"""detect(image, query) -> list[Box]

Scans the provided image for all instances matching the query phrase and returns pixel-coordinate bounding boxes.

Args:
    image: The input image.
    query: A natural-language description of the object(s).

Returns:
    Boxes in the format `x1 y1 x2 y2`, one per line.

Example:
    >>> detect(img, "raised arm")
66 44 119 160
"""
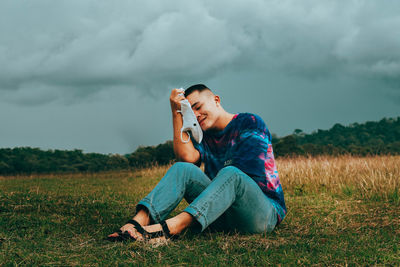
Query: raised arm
170 88 200 163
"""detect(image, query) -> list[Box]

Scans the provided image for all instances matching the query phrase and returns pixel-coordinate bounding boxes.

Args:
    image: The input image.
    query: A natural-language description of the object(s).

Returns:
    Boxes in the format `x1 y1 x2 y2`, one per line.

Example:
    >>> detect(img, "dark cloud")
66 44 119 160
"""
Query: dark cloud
0 0 399 154
1 0 400 105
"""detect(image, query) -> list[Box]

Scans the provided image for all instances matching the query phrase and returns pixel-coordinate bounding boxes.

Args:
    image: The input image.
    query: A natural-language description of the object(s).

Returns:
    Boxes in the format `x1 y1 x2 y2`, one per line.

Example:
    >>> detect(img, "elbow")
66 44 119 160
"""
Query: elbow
179 152 199 164
173 144 200 164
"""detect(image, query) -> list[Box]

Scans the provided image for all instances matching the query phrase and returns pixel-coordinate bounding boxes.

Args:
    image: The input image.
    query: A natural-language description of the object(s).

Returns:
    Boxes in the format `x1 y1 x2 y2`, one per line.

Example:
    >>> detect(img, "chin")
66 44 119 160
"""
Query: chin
201 125 209 131
202 123 218 133
200 118 215 132
199 120 208 131
201 124 212 132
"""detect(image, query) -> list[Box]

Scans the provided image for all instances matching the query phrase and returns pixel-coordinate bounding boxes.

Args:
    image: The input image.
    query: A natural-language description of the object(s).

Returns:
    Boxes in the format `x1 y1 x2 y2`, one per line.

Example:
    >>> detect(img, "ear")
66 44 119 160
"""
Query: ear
214 95 221 106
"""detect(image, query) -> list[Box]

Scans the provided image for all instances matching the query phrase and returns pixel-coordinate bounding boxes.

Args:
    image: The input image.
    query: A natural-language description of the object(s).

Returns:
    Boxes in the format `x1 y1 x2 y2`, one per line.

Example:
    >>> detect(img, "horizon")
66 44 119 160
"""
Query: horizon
1 114 397 155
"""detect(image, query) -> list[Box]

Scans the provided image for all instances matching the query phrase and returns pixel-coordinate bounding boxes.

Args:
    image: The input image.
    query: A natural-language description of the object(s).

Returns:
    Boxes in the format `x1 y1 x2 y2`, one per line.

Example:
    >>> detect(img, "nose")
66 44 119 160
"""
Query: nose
193 109 200 120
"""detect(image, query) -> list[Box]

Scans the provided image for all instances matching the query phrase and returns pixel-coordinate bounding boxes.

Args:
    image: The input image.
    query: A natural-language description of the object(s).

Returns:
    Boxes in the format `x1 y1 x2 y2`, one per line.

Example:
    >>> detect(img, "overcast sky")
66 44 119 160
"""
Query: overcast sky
0 0 399 154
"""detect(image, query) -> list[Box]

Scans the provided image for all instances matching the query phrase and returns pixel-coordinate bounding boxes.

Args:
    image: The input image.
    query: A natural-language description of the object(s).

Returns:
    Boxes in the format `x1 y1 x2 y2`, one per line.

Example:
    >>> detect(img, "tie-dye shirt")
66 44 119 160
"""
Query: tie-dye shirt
192 113 286 224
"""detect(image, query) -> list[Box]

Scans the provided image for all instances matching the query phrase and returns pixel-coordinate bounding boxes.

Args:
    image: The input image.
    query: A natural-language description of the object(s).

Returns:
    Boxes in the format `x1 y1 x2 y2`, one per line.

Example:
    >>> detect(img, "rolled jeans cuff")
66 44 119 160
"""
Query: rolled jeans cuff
184 206 208 232
137 199 161 224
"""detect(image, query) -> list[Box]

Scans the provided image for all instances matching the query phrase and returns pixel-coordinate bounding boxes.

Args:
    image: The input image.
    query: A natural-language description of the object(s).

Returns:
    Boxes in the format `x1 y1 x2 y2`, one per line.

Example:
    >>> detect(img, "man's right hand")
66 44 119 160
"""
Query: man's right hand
170 87 200 164
170 88 186 113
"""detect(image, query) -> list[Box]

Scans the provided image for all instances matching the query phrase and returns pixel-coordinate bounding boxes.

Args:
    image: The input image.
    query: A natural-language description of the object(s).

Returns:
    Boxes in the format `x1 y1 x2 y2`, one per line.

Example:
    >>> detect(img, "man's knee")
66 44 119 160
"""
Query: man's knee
167 162 201 180
215 166 255 188
216 165 243 177
167 162 209 192
170 161 198 171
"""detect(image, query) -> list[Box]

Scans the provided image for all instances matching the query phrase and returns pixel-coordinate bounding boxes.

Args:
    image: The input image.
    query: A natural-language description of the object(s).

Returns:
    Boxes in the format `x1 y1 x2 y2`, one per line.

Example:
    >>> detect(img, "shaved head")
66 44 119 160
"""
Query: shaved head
201 89 215 99
184 84 214 98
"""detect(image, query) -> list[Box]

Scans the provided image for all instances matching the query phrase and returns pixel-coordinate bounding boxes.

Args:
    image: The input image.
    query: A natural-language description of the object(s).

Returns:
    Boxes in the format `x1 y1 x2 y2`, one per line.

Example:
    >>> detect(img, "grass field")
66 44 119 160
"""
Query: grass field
1 155 399 266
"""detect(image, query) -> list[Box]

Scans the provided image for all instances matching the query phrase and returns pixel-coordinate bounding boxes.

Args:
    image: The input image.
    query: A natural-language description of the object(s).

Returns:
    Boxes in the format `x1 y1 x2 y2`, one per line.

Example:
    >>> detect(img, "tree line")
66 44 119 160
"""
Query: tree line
273 117 400 157
1 116 399 175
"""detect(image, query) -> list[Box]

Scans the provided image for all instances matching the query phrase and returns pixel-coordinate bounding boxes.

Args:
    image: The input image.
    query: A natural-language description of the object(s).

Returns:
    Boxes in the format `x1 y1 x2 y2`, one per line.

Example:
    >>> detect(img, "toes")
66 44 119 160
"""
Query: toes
127 229 143 241
108 232 119 238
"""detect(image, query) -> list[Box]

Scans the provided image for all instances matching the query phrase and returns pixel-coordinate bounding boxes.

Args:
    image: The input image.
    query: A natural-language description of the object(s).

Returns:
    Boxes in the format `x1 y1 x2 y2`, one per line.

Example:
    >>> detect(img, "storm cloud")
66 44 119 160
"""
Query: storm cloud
1 0 399 103
0 0 399 153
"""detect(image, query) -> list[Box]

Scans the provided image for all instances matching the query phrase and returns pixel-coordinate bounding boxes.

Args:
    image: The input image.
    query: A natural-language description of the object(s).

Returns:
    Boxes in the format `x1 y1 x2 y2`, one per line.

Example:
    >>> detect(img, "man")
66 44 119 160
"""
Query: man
108 84 286 243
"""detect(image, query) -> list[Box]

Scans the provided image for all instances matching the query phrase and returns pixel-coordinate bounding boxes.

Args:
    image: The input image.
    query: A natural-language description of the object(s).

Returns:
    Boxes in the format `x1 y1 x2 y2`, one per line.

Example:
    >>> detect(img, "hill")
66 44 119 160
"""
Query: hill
273 116 400 157
1 116 399 175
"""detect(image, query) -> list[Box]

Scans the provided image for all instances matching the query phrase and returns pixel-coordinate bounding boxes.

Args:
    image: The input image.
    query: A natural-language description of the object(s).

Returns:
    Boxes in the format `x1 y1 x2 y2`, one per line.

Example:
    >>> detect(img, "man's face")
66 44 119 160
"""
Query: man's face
186 90 220 132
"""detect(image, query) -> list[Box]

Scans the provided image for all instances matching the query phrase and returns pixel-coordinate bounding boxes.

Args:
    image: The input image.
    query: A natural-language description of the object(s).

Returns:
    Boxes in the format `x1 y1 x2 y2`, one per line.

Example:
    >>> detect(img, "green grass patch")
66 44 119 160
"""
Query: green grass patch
1 172 399 266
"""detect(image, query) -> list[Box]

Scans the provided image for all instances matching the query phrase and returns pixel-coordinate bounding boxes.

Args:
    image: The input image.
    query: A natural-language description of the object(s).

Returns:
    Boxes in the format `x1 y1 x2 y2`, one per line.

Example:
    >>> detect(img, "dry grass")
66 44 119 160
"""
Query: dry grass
1 155 399 265
277 155 400 200
1 155 398 201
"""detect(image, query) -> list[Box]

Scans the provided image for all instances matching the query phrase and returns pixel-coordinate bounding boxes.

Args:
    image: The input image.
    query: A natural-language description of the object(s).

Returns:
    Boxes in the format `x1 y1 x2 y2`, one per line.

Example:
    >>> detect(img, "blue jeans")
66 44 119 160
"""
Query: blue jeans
137 162 278 233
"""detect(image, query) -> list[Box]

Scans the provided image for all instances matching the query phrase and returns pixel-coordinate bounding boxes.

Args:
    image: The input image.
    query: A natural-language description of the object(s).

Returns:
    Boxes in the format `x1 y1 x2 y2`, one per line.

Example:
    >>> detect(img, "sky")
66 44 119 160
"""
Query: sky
0 0 399 154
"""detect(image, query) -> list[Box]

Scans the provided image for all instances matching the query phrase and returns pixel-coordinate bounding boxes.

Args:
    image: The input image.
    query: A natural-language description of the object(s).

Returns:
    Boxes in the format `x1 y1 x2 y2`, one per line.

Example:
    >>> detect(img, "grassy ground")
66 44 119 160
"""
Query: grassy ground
0 155 399 266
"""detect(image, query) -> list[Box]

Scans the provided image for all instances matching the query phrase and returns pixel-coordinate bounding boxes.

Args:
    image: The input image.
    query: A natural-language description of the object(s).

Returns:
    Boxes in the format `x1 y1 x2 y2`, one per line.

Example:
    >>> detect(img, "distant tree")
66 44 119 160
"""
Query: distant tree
127 140 175 169
293 129 305 137
0 161 11 174
274 135 304 157
154 141 175 165
271 133 280 145
107 154 129 169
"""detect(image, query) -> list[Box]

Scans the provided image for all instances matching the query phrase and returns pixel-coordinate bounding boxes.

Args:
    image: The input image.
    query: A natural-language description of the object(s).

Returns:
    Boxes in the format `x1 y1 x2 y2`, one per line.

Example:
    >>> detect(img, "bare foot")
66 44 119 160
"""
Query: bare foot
142 223 170 246
108 212 192 244
108 222 144 241
108 209 151 240
108 222 169 246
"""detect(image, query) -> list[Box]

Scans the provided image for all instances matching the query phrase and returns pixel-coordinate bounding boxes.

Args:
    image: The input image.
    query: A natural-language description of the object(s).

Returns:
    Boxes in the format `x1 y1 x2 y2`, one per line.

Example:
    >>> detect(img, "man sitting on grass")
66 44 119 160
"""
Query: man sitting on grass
108 84 286 244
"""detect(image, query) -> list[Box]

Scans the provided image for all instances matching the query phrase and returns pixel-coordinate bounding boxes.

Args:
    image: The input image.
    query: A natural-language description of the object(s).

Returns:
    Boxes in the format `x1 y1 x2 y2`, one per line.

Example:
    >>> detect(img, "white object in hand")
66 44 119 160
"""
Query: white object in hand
177 99 203 143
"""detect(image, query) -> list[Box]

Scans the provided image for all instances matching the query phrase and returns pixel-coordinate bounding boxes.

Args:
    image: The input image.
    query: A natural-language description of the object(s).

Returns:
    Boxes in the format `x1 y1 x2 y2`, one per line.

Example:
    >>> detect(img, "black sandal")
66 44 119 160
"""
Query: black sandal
125 219 176 242
107 219 176 242
106 229 136 242
106 219 142 242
